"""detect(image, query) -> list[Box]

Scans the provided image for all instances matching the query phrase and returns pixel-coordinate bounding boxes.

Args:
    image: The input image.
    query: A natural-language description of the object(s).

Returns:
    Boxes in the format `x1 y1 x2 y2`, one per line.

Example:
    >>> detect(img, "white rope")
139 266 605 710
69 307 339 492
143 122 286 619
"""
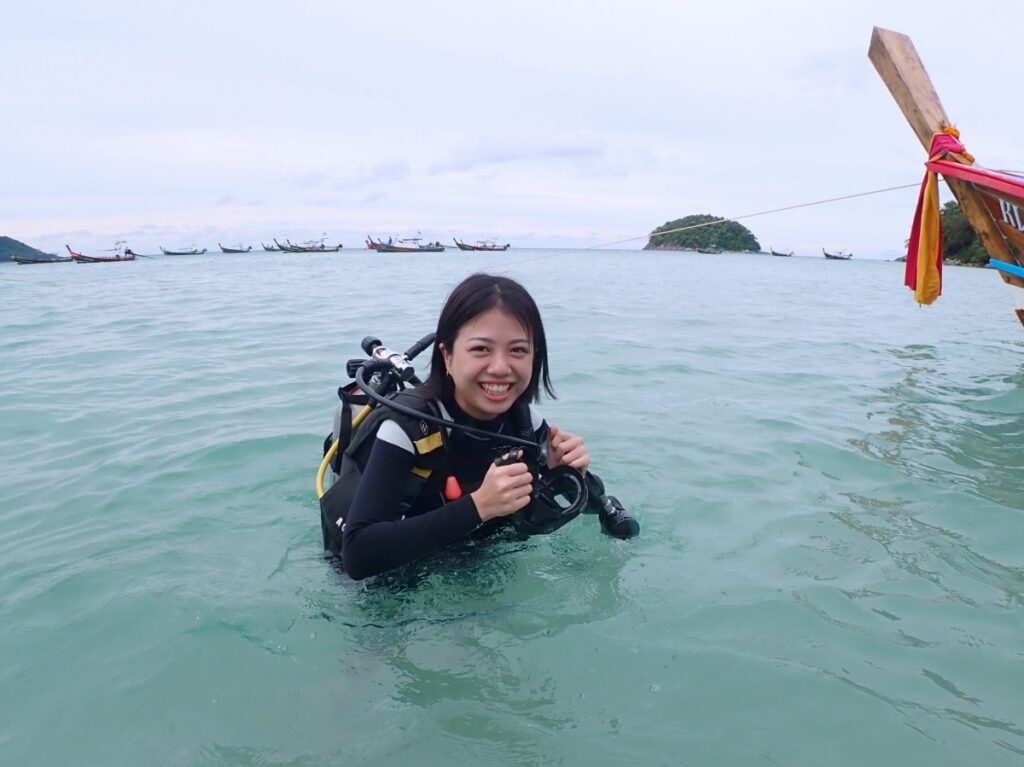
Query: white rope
500 181 921 266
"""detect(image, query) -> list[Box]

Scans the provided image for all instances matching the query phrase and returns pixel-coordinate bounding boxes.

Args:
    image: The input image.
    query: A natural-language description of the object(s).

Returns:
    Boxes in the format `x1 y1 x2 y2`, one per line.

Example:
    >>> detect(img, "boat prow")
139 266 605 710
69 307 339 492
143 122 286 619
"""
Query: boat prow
870 26 1024 326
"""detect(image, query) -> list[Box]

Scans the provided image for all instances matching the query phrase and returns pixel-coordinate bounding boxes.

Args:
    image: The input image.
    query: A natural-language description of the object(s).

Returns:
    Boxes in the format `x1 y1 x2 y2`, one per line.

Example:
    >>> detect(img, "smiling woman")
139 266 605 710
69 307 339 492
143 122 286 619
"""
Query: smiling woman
439 307 534 419
318 273 639 580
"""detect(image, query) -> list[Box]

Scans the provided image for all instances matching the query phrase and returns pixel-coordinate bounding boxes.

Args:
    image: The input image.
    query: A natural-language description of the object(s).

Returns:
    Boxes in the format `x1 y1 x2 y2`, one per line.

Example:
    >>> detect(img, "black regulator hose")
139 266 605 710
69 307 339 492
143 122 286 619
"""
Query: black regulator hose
353 362 536 449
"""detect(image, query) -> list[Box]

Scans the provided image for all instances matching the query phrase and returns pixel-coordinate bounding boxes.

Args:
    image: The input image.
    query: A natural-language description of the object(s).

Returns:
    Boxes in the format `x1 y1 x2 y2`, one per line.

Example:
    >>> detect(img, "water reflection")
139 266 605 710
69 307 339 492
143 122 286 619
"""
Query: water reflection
854 347 1024 511
833 492 1024 609
297 524 633 761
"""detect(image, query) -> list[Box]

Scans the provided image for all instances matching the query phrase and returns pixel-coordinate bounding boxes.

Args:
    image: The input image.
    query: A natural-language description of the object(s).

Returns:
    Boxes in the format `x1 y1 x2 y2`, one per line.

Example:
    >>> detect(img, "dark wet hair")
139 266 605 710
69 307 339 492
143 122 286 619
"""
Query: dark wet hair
421 273 555 406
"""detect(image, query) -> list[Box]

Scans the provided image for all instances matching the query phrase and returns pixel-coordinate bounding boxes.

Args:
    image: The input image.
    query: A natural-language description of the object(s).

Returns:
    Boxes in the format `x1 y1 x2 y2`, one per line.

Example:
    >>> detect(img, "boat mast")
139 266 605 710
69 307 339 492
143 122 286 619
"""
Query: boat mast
868 26 1024 289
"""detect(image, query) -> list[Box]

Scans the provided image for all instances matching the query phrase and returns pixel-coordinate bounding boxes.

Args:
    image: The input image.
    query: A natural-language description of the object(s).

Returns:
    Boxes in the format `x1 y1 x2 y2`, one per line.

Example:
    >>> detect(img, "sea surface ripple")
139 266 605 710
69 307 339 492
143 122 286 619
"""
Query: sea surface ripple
1 250 1022 766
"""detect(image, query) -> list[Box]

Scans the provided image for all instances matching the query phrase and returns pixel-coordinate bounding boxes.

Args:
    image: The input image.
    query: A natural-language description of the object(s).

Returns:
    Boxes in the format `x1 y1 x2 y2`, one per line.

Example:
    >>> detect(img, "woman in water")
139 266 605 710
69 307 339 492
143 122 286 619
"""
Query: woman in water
328 273 638 580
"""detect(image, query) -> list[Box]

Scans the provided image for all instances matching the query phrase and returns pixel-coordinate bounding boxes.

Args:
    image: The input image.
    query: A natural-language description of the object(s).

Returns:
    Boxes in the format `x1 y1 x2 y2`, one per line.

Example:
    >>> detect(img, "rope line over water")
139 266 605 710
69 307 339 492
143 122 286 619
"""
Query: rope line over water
502 181 920 266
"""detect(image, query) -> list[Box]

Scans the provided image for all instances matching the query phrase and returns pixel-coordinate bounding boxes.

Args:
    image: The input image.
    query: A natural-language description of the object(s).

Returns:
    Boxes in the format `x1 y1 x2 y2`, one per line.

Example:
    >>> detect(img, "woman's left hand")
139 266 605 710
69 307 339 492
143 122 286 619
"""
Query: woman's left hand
547 425 590 473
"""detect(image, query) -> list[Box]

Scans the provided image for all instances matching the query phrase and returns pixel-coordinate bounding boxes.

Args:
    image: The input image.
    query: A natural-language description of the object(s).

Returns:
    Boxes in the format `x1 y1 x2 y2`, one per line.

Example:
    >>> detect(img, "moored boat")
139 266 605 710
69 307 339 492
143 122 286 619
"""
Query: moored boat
218 243 252 253
696 246 722 254
274 238 343 253
770 248 793 257
160 246 208 255
13 254 72 264
822 248 852 260
262 242 280 252
66 243 137 263
453 238 510 251
370 237 445 253
870 26 1024 327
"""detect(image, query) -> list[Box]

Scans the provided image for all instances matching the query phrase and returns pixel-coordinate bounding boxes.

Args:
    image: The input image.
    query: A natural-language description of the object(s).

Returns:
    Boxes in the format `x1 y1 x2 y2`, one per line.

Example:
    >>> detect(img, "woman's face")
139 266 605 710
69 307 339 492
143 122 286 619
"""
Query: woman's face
441 307 534 420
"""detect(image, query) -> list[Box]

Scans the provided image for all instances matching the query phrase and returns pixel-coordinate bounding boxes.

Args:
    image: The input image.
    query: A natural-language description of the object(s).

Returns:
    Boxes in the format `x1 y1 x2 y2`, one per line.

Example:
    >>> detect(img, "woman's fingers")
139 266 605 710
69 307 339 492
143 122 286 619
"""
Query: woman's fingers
491 461 533 510
548 428 591 472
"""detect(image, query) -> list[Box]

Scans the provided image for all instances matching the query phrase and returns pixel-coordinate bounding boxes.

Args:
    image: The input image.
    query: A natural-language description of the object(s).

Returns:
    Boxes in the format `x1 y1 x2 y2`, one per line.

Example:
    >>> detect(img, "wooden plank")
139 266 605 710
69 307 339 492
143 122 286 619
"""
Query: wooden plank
869 27 1024 289
868 27 948 149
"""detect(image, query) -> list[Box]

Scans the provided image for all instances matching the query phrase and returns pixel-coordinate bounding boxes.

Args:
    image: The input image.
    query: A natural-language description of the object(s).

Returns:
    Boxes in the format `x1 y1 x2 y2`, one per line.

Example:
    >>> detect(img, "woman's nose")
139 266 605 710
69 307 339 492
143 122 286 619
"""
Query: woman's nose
487 353 511 375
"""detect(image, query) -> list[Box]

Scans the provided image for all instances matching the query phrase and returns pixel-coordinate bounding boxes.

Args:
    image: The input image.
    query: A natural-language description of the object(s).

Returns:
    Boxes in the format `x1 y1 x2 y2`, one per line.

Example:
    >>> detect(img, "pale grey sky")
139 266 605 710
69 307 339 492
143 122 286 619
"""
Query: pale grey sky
3 0 1020 257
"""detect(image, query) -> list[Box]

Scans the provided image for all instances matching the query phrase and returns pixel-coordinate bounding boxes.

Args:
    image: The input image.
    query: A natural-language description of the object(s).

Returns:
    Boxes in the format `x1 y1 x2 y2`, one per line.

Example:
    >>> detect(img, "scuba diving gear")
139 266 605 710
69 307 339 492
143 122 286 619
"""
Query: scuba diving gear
352 357 535 449
599 495 638 539
584 472 640 539
511 461 589 536
349 345 589 536
316 332 635 555
319 334 446 555
492 410 590 536
320 388 450 554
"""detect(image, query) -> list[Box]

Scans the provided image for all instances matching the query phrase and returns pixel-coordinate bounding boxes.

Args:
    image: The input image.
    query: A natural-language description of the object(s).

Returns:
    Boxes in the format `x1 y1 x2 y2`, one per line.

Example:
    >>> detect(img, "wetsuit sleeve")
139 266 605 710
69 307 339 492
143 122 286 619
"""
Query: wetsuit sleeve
529 405 545 433
341 436 482 580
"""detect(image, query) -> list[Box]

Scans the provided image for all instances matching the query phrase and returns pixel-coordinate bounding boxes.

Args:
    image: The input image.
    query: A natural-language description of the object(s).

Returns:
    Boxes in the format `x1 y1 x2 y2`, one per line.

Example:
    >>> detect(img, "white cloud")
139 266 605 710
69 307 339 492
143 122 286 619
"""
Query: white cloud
2 0 1020 258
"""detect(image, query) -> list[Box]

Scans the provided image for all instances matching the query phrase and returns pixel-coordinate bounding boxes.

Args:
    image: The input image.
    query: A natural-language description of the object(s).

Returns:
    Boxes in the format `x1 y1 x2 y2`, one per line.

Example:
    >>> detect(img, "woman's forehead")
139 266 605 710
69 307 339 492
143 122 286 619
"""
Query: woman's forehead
457 307 530 340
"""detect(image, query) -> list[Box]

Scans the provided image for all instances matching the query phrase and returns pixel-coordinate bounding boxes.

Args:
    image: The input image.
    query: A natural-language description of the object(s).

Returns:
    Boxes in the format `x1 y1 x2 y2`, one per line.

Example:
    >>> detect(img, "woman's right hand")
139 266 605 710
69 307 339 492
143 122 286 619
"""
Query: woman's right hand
470 451 533 522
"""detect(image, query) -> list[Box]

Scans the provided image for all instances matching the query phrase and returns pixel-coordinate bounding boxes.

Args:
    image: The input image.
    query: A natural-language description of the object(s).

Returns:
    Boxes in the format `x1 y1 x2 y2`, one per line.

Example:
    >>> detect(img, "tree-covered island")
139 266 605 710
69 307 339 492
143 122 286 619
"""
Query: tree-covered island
644 214 760 252
1 236 52 262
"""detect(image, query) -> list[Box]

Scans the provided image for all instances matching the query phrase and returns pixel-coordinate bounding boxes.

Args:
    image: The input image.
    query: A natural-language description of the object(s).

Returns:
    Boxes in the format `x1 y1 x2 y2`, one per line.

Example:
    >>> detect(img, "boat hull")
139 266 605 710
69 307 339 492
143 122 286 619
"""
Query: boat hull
160 247 207 255
14 256 72 264
66 245 136 263
375 243 445 253
453 239 510 251
274 238 343 252
924 159 1024 283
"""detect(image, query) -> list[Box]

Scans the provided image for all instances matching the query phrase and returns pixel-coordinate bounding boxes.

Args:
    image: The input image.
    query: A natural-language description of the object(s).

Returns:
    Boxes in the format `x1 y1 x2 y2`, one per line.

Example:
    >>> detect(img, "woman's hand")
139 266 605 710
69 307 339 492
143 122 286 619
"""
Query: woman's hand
547 425 590 473
470 450 533 522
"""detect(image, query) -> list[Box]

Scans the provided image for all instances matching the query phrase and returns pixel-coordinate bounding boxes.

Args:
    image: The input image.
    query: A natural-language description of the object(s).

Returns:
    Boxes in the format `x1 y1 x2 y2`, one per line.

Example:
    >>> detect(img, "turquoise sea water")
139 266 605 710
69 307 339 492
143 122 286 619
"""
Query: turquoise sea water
1 250 1022 766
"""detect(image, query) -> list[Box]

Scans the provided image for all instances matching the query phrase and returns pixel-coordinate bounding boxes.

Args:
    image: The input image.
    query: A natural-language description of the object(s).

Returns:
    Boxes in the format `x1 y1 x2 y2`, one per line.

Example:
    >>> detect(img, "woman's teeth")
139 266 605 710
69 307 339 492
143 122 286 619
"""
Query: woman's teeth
481 383 511 395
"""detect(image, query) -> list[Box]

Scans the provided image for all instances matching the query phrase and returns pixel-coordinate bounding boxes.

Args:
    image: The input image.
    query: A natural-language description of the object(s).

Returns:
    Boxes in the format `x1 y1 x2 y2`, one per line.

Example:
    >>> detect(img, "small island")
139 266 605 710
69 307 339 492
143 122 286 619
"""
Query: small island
644 214 760 253
1 236 52 262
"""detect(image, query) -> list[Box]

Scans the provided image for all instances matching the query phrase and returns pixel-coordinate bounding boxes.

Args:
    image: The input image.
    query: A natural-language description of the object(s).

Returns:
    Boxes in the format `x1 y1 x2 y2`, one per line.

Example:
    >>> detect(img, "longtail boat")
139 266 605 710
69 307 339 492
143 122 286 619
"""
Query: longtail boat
366 236 378 250
262 242 280 252
13 256 72 264
274 238 343 253
769 248 793 257
453 238 510 251
870 27 1024 328
160 246 207 255
219 243 252 253
370 237 445 253
66 244 137 263
823 248 852 260
696 246 722 254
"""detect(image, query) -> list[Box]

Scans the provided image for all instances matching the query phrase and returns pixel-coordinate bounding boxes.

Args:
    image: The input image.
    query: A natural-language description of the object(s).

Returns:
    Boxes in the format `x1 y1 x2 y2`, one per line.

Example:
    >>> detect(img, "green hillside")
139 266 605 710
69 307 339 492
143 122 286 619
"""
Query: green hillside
939 201 989 266
1 236 53 262
645 215 760 252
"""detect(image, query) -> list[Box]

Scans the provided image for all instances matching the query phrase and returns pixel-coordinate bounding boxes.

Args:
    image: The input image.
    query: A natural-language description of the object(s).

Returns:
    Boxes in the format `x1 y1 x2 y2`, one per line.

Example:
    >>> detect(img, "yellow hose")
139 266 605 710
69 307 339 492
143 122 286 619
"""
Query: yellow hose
316 404 374 498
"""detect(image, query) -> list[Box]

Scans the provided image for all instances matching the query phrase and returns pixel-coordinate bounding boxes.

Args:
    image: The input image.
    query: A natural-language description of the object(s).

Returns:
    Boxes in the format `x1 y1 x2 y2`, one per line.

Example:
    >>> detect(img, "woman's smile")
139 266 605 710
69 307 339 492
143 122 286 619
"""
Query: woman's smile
442 307 534 420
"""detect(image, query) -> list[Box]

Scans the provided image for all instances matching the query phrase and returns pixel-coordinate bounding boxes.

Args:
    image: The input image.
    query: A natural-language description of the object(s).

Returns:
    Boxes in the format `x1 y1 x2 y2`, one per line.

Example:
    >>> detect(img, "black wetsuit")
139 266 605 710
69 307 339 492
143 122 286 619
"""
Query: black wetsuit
340 397 545 580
